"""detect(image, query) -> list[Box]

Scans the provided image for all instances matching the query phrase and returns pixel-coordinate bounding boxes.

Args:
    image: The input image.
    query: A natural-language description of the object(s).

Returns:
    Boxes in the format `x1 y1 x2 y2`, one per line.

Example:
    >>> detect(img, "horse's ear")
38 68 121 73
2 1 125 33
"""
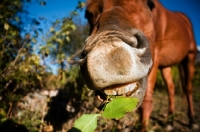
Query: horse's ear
147 0 155 11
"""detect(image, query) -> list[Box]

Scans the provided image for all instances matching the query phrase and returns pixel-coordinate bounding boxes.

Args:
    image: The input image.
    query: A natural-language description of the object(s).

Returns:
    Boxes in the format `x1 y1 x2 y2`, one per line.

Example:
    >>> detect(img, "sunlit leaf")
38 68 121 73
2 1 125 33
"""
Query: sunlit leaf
73 114 100 132
0 108 6 117
12 39 17 45
32 37 37 44
50 27 54 32
4 23 9 30
26 34 30 40
31 55 40 65
0 38 4 43
70 11 78 16
23 68 29 73
65 31 69 35
77 1 85 9
36 74 42 81
54 19 60 26
55 31 61 36
66 36 70 42
56 38 63 44
40 1 46 6
102 97 138 119
70 24 76 30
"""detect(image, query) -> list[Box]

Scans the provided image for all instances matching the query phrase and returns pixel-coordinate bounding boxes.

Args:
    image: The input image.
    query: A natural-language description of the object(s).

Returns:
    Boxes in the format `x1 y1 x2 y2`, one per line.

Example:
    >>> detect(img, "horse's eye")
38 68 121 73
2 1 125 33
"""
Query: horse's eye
147 0 155 11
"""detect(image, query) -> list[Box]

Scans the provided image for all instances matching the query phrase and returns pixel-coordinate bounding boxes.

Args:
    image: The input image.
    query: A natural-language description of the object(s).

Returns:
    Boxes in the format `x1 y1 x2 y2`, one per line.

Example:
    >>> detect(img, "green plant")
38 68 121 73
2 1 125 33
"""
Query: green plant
193 63 200 86
155 66 180 90
0 1 87 131
72 97 138 132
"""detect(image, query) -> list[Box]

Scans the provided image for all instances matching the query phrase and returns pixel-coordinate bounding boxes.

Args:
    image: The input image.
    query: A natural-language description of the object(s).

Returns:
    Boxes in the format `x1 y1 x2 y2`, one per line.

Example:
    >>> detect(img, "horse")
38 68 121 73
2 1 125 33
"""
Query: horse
79 0 198 131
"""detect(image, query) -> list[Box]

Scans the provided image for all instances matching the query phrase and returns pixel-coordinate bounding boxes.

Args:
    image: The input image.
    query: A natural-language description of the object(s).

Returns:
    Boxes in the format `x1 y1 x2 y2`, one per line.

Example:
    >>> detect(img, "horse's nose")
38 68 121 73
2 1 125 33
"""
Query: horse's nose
81 29 152 90
88 41 134 77
84 40 135 89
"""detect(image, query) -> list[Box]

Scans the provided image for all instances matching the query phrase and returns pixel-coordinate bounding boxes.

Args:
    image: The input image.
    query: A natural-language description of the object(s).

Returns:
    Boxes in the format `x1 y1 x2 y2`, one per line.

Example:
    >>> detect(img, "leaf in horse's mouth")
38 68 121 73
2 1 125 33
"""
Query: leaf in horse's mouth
101 97 138 119
94 81 139 110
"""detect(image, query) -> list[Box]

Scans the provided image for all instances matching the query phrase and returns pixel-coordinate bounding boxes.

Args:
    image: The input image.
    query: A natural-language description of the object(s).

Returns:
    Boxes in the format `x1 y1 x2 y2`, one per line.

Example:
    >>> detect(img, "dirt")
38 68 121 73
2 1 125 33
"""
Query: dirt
150 86 200 132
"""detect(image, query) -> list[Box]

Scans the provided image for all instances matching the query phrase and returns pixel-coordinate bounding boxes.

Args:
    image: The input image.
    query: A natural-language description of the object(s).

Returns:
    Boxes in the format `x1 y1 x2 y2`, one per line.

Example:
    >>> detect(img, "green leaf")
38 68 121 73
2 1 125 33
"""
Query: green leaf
40 1 46 6
102 97 138 119
4 23 9 30
70 24 76 30
56 38 63 44
50 27 54 32
36 74 42 81
66 36 70 42
32 37 37 44
73 114 100 132
77 2 85 9
0 108 7 118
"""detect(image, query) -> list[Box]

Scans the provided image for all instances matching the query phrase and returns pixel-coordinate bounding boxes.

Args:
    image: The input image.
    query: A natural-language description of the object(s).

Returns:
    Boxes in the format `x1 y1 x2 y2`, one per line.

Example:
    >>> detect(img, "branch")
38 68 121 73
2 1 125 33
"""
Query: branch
11 41 26 66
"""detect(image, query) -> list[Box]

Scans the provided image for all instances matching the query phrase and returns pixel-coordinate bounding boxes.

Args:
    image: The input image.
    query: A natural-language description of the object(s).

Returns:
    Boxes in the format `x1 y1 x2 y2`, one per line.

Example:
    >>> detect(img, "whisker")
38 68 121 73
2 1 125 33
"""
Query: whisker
67 57 87 65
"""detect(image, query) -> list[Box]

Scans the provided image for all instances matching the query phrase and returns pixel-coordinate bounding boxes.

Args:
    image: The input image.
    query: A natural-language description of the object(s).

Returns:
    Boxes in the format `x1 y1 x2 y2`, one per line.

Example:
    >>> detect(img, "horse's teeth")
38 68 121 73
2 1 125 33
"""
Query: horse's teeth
104 82 138 95
104 89 117 95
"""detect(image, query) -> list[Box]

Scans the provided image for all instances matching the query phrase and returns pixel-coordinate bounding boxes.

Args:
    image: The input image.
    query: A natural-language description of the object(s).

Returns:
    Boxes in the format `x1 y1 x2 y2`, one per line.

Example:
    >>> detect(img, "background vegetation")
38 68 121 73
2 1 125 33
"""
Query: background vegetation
0 0 199 132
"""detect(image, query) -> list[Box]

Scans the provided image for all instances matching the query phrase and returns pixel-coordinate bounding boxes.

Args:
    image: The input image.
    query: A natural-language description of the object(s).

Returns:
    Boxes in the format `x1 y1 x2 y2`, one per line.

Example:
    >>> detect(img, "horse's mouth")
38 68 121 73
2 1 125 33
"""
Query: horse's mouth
94 81 140 109
103 81 139 96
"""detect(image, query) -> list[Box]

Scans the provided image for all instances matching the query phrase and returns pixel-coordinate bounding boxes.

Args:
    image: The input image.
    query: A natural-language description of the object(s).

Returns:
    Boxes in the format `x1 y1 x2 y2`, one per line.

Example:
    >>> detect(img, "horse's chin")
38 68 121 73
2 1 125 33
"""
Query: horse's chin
93 76 147 110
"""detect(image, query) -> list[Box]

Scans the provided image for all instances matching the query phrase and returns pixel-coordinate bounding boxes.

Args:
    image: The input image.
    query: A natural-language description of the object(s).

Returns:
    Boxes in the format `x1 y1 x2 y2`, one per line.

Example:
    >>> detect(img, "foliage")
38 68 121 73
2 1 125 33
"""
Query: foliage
0 0 63 131
13 110 43 132
73 114 100 132
72 97 138 132
193 63 200 86
38 1 87 71
155 66 180 90
0 0 37 103
155 64 200 89
102 97 138 119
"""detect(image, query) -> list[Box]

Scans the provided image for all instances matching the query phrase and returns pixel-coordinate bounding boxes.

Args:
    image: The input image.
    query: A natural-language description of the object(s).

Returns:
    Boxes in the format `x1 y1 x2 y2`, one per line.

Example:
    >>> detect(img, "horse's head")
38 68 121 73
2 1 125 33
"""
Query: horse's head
80 0 155 109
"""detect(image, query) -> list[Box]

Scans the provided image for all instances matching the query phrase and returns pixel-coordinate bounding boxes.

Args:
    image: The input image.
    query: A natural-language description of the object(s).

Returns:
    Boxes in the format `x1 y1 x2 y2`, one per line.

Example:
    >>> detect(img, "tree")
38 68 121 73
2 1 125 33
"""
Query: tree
38 1 87 73
0 0 49 127
0 1 93 131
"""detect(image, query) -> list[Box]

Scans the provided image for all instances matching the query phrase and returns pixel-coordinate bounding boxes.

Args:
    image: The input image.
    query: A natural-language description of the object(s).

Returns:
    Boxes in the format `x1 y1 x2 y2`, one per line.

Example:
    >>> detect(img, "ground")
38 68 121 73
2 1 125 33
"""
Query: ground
149 86 200 132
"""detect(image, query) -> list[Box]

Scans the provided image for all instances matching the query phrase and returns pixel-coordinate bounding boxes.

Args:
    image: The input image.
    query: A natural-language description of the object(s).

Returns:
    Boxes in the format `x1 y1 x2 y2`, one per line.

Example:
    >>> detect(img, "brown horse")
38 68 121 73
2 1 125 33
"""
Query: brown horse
80 0 198 131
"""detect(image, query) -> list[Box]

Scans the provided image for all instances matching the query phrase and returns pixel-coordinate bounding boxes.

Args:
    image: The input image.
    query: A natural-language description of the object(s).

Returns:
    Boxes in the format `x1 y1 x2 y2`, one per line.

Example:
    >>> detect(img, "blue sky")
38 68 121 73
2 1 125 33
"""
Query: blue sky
27 0 85 23
27 0 200 47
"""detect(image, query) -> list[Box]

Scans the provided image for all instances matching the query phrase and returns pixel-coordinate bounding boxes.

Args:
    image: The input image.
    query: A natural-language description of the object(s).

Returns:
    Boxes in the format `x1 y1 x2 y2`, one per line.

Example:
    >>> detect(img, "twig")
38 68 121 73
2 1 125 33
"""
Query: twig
11 41 26 66
6 102 13 119
0 41 26 78
3 79 12 90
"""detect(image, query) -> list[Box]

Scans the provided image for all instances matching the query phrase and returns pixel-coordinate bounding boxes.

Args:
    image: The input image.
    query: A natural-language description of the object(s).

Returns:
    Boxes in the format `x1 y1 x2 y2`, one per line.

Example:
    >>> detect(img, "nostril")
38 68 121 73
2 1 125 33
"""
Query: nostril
118 34 138 48
129 29 149 49
128 36 138 47
81 50 88 59
116 30 148 49
135 33 149 49
78 50 88 66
